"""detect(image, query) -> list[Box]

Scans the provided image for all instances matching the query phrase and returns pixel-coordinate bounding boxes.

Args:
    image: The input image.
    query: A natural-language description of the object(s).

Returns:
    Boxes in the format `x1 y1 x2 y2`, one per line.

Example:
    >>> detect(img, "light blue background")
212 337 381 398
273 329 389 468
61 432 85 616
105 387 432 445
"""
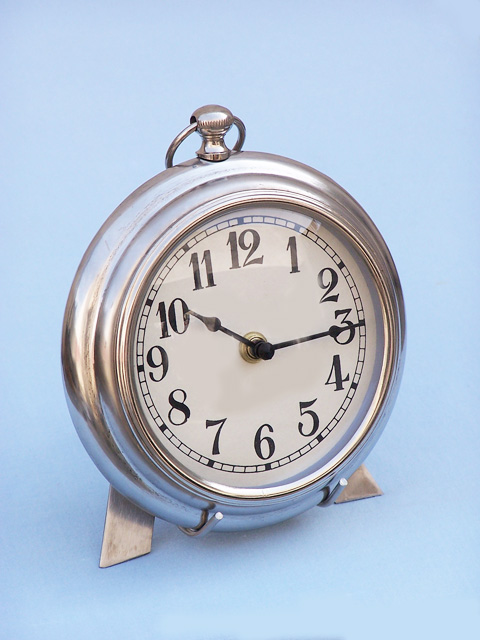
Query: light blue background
1 1 479 638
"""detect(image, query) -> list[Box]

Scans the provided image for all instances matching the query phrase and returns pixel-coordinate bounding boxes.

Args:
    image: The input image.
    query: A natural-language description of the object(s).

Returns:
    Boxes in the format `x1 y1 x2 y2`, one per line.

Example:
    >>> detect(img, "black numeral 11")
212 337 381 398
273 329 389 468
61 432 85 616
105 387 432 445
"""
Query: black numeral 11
190 250 216 291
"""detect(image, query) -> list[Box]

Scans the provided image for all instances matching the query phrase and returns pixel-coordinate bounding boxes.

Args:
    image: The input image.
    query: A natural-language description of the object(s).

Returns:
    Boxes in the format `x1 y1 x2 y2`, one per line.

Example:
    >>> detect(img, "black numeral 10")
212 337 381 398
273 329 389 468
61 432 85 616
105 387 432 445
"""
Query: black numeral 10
156 298 189 338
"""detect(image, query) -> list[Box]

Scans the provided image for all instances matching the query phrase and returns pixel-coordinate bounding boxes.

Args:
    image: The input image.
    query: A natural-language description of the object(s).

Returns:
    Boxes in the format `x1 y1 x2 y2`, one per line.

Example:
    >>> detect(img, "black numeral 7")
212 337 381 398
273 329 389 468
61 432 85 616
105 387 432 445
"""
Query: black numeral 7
206 418 227 455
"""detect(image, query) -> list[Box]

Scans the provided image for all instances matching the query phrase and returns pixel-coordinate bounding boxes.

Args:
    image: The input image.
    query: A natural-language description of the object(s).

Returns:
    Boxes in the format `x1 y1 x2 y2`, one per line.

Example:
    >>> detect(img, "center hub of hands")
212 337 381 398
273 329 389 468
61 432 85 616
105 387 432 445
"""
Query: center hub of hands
240 331 275 363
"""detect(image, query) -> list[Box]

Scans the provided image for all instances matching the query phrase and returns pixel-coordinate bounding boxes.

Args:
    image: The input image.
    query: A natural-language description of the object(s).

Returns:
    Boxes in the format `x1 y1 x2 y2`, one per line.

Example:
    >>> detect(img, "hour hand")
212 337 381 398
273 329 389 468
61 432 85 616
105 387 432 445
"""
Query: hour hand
187 310 221 332
187 309 254 348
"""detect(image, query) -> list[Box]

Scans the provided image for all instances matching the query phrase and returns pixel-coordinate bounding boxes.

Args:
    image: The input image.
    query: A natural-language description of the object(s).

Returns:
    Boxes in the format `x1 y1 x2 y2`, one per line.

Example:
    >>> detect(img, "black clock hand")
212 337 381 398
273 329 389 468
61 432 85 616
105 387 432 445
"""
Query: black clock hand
188 309 364 360
272 320 366 351
187 310 257 348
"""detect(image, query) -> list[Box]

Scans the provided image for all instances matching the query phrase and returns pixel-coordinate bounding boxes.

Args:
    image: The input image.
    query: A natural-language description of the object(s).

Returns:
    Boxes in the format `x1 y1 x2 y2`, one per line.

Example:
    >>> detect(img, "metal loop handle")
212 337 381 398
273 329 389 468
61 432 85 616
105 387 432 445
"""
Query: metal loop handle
165 121 198 169
165 106 246 168
232 116 246 152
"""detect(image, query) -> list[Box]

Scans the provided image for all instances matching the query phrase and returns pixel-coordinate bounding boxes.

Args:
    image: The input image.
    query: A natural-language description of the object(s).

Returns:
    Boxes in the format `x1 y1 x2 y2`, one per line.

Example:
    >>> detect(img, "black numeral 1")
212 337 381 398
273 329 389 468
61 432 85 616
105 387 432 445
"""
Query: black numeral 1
190 250 216 291
286 236 300 273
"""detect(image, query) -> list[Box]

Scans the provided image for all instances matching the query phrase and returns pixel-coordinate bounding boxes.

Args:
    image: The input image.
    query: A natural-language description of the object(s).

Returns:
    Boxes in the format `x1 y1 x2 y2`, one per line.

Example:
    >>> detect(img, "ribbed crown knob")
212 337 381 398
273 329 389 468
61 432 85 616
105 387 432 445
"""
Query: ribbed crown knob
190 105 235 162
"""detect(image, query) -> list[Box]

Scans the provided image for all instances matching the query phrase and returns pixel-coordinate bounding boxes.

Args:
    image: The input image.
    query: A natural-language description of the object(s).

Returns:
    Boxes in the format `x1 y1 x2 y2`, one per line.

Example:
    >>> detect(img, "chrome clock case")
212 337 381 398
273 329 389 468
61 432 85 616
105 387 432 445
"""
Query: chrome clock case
62 105 405 566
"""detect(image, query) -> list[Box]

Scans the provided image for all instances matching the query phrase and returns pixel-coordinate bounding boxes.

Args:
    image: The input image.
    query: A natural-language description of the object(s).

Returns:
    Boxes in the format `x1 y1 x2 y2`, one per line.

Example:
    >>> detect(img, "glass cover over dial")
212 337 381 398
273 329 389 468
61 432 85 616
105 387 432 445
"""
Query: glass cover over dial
129 205 385 498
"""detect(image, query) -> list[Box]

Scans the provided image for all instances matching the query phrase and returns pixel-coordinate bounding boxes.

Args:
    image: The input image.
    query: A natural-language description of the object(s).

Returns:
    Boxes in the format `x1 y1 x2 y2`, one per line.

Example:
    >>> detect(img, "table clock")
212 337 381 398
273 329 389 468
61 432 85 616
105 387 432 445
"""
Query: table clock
62 105 405 567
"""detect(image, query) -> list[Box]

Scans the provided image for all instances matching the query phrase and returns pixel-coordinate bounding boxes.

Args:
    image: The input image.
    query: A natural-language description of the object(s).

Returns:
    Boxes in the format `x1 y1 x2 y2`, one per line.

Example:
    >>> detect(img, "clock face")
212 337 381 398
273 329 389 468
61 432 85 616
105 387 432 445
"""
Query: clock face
128 205 385 498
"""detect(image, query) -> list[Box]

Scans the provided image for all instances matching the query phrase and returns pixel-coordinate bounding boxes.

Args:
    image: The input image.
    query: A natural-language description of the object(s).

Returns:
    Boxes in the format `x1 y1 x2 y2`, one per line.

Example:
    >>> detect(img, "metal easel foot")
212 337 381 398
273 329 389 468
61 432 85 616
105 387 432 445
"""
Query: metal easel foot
318 464 383 508
99 486 155 568
335 464 383 503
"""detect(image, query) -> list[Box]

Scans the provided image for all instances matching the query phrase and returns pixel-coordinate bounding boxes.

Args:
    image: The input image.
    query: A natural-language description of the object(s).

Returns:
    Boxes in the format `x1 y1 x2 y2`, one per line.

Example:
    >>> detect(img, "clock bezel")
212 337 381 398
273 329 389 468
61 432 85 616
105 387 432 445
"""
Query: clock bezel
118 195 390 501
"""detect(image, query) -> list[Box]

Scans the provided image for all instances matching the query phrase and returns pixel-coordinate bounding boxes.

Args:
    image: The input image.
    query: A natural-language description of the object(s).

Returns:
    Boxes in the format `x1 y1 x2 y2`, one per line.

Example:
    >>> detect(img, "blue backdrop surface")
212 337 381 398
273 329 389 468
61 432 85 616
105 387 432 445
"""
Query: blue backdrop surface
1 2 479 639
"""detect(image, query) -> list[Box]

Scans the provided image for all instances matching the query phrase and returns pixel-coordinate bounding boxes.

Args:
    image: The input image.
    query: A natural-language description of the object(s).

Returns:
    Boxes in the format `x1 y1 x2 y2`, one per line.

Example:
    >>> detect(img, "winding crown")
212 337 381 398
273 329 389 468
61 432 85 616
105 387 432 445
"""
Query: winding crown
191 105 235 162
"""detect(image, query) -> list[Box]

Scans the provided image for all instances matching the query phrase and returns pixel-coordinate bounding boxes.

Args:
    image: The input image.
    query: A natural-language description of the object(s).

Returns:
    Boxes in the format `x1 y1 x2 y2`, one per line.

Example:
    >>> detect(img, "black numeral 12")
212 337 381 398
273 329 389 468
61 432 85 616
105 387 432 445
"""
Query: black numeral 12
227 229 264 269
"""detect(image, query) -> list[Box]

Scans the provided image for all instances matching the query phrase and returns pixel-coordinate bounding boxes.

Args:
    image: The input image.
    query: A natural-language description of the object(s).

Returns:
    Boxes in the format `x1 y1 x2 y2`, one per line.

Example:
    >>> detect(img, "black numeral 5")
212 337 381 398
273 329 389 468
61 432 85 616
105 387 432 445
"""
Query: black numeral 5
298 399 320 437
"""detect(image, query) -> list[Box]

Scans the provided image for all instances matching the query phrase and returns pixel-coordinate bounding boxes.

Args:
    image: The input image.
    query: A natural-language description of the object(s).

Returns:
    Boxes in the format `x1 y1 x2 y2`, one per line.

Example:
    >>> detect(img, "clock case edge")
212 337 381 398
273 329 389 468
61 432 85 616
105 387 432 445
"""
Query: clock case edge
61 150 406 536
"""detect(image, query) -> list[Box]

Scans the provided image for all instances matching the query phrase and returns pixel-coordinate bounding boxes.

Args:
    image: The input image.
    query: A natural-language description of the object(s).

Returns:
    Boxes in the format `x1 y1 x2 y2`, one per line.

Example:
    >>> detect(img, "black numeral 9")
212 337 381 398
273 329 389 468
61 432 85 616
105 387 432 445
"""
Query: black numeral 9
145 345 169 382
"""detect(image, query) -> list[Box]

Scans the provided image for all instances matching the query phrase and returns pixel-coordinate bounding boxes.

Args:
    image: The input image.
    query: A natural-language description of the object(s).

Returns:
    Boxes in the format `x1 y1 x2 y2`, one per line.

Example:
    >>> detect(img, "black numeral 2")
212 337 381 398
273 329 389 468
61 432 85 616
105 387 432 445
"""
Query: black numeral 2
318 267 339 303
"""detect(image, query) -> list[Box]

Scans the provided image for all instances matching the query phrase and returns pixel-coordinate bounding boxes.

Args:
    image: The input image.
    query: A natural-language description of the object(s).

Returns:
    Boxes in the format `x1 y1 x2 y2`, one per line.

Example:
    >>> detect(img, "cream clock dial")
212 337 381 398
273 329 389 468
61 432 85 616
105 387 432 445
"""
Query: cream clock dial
130 208 382 497
62 105 405 566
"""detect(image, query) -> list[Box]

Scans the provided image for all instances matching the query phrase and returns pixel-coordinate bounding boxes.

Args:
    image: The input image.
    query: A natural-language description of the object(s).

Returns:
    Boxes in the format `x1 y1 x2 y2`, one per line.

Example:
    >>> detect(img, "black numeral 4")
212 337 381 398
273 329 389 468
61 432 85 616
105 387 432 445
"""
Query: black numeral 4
326 354 350 391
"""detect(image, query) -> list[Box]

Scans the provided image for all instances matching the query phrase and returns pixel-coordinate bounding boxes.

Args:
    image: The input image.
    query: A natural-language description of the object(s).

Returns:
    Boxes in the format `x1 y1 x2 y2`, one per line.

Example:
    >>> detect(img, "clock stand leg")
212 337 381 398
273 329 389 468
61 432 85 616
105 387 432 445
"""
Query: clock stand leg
178 510 224 537
98 466 382 566
99 486 155 568
99 489 225 566
319 464 383 508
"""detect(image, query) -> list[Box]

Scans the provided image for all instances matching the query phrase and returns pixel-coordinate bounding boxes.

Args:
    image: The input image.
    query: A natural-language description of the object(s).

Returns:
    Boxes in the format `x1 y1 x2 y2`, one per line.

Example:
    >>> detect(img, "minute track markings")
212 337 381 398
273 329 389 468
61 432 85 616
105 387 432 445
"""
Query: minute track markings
135 215 367 473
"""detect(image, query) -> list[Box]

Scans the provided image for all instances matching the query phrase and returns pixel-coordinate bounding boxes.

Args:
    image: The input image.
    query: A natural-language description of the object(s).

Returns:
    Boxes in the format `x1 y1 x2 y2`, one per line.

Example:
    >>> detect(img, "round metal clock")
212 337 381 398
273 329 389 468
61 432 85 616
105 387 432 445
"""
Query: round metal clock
62 105 405 566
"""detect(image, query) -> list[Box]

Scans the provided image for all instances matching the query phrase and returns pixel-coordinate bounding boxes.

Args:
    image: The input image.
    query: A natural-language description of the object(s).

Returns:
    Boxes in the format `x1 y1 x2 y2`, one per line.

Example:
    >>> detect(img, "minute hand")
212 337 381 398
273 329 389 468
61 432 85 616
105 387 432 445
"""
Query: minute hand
272 319 366 351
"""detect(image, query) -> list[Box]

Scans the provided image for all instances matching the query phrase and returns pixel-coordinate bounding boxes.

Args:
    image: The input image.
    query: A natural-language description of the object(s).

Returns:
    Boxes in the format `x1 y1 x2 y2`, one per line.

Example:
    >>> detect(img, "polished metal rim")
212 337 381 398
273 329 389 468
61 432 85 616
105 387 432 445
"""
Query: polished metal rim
117 195 399 505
